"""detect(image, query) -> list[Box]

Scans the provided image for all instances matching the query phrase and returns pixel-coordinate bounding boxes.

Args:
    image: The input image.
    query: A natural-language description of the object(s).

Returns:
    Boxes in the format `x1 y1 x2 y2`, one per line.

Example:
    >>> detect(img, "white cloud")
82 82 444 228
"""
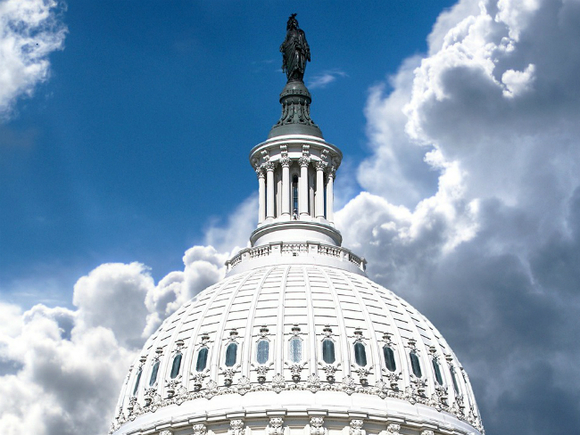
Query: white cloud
307 69 348 89
0 0 67 119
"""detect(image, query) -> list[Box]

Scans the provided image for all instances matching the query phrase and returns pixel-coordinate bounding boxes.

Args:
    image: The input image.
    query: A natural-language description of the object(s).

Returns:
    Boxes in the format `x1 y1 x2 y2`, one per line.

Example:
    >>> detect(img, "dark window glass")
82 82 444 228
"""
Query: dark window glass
410 352 422 377
354 342 367 366
170 353 182 379
292 175 298 213
322 339 335 364
451 368 460 394
196 347 208 372
289 337 302 363
433 359 443 385
383 346 396 372
149 360 160 386
257 340 269 364
133 368 142 395
225 343 238 367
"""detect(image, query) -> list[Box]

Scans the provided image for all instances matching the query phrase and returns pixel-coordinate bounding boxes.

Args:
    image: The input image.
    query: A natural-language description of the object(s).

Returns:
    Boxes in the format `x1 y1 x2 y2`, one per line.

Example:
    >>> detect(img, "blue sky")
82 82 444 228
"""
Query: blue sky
2 1 580 435
0 1 454 307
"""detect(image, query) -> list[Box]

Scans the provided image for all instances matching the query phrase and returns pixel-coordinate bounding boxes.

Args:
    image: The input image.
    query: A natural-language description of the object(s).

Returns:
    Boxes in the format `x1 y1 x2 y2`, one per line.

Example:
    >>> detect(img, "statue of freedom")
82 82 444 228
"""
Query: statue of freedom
280 14 311 82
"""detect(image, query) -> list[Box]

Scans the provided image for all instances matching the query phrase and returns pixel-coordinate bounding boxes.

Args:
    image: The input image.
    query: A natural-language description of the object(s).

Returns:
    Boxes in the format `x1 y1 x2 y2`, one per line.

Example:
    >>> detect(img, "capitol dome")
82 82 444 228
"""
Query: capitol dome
110 15 484 435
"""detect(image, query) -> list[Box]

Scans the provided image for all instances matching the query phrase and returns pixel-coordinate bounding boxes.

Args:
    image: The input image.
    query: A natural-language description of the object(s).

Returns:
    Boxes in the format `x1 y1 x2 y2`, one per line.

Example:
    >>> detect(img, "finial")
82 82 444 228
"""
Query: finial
280 13 311 83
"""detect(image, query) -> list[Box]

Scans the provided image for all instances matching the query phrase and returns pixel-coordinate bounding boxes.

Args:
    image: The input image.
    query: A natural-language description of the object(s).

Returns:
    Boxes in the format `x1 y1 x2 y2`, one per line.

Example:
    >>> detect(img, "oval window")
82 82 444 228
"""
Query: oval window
225 342 238 367
257 339 269 364
433 359 443 385
196 347 208 372
289 337 302 363
451 368 460 394
383 345 396 372
354 342 367 366
149 360 160 386
410 352 422 377
170 353 182 379
322 339 335 364
132 368 142 395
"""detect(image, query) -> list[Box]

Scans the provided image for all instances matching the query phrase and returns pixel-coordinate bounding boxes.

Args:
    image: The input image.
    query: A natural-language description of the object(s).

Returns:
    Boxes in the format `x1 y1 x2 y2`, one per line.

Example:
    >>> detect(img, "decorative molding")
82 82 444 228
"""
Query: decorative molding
386 424 401 435
159 430 173 435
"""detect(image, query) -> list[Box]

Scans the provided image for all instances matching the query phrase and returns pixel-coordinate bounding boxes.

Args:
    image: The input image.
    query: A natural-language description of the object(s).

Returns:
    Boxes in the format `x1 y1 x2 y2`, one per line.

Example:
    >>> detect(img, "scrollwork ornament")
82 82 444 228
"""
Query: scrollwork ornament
229 419 245 435
307 374 321 392
342 375 356 395
349 419 365 435
266 417 285 435
192 423 207 435
309 417 327 435
237 376 251 395
272 373 285 393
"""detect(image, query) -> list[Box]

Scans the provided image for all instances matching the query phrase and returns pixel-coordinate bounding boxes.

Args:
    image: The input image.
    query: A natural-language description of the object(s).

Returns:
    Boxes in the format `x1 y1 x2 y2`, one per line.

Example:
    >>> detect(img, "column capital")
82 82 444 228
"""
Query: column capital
280 156 290 167
299 156 311 167
315 160 327 171
264 161 276 172
255 167 265 178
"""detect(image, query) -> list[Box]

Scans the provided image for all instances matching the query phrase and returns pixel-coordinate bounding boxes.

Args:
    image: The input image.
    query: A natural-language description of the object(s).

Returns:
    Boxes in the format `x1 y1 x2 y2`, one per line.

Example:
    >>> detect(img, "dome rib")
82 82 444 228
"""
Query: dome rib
241 267 275 377
319 266 351 379
274 266 290 375
302 266 318 376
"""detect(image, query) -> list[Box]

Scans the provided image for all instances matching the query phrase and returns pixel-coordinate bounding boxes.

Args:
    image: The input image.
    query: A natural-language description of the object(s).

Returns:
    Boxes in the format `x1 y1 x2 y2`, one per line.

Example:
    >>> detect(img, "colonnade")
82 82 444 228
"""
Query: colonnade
256 157 335 225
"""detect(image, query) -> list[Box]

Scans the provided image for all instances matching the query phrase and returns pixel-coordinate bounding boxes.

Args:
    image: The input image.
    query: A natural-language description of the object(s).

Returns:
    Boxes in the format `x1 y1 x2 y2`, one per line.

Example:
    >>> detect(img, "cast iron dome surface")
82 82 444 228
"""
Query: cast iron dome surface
110 15 484 435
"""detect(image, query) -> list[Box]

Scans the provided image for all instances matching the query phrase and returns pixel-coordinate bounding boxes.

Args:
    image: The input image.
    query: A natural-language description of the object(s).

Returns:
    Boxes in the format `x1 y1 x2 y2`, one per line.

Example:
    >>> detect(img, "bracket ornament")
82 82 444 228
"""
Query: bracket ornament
349 419 365 435
309 417 327 435
267 417 285 435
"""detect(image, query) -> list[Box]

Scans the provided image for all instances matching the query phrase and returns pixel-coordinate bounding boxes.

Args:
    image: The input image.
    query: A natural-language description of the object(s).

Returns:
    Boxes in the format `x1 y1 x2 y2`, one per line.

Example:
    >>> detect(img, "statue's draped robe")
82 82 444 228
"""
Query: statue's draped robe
281 28 310 82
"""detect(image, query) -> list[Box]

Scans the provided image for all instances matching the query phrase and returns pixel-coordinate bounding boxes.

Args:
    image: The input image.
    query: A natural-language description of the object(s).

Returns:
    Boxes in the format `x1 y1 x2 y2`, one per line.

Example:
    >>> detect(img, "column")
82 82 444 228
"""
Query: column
281 157 290 218
326 168 335 223
266 162 275 219
257 168 266 223
298 156 310 216
315 161 325 218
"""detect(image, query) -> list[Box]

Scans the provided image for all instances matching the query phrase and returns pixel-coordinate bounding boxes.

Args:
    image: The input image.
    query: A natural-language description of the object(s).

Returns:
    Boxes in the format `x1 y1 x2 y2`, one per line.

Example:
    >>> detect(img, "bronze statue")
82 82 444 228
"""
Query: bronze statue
280 14 311 82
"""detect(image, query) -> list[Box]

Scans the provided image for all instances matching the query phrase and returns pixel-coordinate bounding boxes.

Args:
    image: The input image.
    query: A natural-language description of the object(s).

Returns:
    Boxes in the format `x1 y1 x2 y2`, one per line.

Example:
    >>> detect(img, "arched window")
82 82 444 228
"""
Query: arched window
257 339 269 364
170 353 182 379
292 175 299 215
149 360 160 386
410 352 422 378
432 359 443 385
450 367 460 394
195 347 208 372
225 342 238 367
354 342 367 366
289 337 302 363
383 345 396 372
322 339 335 364
132 368 142 395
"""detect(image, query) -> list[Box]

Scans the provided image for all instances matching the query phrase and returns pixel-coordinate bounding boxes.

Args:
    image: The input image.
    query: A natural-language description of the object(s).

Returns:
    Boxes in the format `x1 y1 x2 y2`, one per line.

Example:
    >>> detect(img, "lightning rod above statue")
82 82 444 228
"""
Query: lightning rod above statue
280 14 311 82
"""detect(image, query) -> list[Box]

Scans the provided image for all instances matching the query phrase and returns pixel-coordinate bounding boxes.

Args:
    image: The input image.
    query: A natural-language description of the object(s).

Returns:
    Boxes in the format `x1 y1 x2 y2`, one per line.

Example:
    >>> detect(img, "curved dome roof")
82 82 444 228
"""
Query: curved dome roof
111 261 483 435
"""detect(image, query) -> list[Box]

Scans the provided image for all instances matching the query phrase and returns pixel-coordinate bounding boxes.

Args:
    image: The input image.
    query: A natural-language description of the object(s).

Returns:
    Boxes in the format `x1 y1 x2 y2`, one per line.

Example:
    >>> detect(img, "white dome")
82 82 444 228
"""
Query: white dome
111 259 483 435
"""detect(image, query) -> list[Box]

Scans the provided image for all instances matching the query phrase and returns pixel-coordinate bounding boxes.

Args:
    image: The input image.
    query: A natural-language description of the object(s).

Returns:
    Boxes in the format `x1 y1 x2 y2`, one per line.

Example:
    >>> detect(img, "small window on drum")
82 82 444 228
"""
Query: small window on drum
257 339 269 364
225 342 238 367
432 359 443 385
383 345 396 372
410 351 422 377
132 368 142 395
354 342 367 366
451 367 460 394
322 339 335 364
289 337 302 363
149 360 160 386
195 347 208 372
170 353 182 379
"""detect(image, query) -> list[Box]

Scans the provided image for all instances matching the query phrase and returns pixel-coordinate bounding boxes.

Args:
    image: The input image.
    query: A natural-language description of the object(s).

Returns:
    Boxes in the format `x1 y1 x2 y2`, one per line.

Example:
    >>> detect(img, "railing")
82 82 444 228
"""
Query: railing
226 241 366 272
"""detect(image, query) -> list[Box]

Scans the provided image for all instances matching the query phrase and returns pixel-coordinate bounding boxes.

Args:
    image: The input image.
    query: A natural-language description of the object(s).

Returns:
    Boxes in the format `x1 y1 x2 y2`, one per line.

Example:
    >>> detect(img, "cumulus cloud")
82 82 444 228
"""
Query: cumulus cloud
338 0 580 433
0 0 67 119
